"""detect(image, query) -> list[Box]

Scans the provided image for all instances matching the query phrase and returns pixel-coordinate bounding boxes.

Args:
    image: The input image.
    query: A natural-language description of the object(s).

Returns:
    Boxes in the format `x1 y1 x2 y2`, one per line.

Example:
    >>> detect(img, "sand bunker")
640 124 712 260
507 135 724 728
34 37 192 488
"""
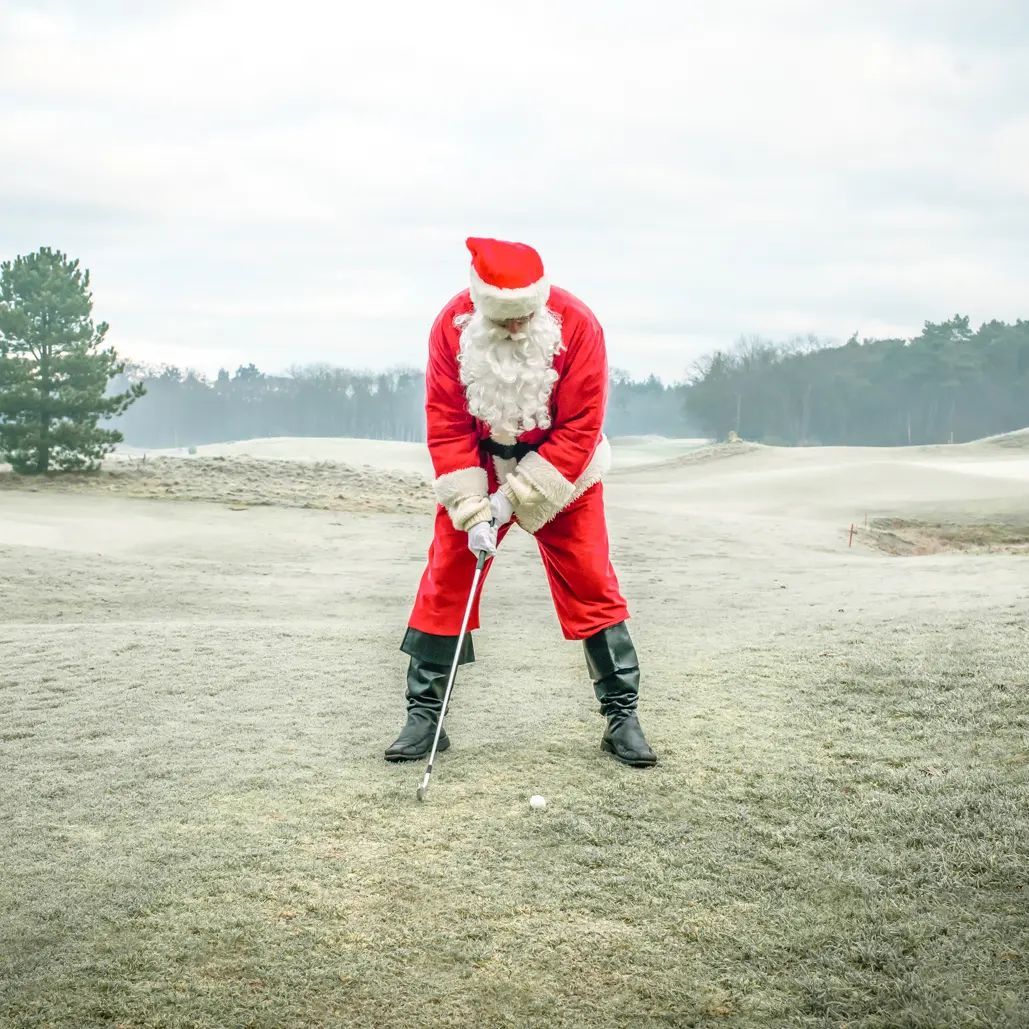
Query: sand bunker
0 454 435 516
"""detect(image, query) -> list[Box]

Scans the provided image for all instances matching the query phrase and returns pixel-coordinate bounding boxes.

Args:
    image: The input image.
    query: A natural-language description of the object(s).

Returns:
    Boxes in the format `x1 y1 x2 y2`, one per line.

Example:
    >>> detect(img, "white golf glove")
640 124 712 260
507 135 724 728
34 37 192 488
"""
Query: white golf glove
489 489 514 527
467 519 498 557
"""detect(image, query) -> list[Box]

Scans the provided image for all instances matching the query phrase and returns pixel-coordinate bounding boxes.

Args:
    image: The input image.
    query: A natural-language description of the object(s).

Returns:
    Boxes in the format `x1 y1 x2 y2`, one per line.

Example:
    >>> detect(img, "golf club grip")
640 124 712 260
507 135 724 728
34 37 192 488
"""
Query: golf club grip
475 516 497 568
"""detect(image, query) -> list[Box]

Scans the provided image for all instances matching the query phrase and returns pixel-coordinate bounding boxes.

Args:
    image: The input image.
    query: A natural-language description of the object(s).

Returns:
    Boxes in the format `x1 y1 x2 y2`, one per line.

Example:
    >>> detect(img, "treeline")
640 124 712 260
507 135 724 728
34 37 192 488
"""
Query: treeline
110 364 698 447
109 364 426 447
687 316 1029 445
112 314 1028 449
606 371 695 438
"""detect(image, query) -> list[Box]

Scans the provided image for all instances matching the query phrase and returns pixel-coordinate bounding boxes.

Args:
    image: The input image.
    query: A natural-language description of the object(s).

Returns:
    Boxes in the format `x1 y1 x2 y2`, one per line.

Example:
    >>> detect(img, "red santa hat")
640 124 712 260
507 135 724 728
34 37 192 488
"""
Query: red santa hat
466 237 550 321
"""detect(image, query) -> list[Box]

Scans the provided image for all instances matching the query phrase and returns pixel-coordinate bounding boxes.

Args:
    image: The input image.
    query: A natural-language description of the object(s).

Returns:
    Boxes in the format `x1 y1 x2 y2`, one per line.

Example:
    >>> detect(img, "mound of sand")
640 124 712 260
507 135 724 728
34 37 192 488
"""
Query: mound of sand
0 454 435 516
114 436 433 475
960 427 1029 451
607 436 711 468
599 436 1029 557
606 439 762 481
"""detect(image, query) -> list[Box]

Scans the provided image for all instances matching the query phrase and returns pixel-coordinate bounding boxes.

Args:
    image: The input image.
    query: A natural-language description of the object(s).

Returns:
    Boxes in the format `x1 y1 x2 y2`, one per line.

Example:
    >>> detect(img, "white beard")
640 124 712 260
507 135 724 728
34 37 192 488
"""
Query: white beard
454 306 564 443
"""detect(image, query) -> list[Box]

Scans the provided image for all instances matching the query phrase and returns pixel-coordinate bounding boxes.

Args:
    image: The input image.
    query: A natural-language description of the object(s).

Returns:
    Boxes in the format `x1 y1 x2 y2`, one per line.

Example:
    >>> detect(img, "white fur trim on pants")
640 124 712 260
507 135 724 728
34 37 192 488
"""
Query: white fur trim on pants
497 436 612 534
433 466 491 532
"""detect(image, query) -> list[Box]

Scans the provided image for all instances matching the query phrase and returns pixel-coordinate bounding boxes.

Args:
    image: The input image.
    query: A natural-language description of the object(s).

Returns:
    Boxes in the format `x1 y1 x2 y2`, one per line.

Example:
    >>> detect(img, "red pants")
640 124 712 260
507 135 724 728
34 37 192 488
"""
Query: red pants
407 483 629 641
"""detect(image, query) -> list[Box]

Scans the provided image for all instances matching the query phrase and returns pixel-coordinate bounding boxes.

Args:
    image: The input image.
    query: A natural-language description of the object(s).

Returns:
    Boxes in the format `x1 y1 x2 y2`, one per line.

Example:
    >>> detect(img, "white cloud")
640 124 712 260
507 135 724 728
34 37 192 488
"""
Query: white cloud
2 0 1027 384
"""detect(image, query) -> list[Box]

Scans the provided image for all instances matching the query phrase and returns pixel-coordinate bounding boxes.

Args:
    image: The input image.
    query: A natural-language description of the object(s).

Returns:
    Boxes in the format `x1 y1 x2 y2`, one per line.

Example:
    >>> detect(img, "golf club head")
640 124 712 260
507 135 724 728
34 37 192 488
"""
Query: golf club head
416 785 427 802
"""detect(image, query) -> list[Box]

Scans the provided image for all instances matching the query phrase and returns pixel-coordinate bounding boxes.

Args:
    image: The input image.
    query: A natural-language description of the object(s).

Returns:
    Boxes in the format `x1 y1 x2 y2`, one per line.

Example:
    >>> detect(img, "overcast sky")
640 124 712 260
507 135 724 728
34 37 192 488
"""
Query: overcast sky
2 1 1027 383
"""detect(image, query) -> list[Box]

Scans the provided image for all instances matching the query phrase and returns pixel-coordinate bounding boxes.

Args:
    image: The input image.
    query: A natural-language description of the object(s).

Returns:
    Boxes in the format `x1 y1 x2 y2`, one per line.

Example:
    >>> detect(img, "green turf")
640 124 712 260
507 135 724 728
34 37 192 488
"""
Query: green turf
1 613 1026 1028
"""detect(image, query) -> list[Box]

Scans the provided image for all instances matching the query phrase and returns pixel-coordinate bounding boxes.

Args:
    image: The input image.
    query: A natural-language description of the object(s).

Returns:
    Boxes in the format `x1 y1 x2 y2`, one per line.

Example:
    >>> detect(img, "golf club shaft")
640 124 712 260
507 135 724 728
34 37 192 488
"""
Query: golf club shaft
417 547 489 798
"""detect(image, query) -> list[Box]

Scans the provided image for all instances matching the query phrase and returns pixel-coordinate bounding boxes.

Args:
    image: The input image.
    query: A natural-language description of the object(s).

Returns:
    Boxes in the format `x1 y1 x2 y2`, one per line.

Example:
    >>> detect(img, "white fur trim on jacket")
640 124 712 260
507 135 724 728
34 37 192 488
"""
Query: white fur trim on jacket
496 436 612 534
469 267 551 322
433 466 491 532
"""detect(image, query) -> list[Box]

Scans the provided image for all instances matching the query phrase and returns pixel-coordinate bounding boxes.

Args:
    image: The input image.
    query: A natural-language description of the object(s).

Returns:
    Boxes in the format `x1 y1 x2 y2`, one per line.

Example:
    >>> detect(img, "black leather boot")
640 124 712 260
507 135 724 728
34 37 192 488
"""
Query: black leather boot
583 622 657 768
385 628 474 763
384 656 451 762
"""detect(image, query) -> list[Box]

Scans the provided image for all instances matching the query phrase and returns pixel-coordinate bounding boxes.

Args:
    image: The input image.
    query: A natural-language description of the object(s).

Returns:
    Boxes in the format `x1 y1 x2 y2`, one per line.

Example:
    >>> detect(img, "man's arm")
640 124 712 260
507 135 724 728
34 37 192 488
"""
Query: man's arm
498 313 607 519
425 313 492 532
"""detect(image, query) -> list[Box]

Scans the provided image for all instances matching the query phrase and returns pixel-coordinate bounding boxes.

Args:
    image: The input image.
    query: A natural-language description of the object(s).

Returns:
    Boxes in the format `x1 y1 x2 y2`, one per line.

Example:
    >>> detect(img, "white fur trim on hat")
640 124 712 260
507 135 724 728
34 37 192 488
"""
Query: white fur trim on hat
469 267 551 322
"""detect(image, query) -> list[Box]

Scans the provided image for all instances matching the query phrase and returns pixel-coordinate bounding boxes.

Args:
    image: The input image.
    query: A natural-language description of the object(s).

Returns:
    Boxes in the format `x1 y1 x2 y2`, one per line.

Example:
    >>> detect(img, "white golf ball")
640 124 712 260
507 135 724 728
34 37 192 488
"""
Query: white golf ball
529 795 547 809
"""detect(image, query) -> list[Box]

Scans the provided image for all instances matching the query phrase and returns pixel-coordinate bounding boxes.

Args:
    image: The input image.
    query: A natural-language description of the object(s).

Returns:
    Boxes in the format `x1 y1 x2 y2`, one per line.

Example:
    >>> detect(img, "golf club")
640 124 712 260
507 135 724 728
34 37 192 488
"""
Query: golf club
415 537 492 801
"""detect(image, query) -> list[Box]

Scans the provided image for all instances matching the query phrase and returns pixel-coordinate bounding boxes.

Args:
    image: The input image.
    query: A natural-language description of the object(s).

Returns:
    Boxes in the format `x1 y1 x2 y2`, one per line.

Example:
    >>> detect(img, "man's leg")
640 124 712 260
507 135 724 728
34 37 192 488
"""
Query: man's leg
385 507 512 762
533 484 657 767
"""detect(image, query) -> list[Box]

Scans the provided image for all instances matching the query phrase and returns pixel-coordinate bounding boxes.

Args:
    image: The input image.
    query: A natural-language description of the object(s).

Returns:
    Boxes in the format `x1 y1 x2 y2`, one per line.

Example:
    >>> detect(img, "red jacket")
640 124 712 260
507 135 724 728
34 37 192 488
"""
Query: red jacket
427 285 612 534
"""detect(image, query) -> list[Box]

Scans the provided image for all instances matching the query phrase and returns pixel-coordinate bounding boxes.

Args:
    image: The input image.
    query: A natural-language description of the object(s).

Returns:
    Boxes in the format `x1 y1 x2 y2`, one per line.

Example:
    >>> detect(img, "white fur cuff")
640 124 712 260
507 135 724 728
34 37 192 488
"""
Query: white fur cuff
433 466 491 532
507 451 576 509
498 437 612 534
433 466 488 508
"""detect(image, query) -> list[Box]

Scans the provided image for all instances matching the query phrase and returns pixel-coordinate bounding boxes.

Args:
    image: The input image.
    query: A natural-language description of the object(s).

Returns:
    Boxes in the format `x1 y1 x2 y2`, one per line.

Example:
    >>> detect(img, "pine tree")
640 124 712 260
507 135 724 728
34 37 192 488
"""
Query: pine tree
0 247 145 473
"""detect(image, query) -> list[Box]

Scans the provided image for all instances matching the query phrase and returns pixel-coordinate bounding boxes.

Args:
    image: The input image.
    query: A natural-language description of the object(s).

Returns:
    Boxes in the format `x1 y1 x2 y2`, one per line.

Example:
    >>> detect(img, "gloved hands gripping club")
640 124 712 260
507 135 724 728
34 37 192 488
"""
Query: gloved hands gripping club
489 489 514 527
467 518 498 557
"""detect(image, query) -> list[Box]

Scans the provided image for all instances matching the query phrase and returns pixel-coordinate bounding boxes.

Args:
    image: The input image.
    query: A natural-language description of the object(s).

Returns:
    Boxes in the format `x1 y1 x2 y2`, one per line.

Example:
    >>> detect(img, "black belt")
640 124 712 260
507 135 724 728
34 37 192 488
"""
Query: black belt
481 439 541 460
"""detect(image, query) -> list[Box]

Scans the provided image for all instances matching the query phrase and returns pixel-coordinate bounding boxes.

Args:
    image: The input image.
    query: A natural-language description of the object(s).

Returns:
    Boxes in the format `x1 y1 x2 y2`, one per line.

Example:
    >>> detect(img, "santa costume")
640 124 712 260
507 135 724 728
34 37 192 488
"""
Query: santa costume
385 237 657 768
